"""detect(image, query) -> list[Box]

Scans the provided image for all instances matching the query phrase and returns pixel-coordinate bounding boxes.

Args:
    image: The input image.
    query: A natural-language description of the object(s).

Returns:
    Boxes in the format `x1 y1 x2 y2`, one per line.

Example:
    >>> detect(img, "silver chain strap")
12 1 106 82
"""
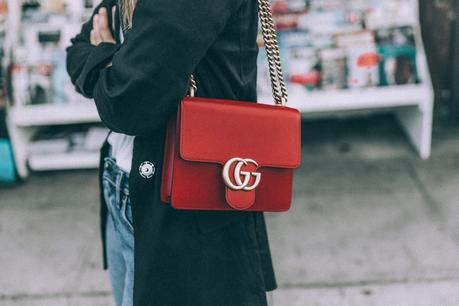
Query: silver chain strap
257 0 288 105
189 74 198 97
190 0 288 106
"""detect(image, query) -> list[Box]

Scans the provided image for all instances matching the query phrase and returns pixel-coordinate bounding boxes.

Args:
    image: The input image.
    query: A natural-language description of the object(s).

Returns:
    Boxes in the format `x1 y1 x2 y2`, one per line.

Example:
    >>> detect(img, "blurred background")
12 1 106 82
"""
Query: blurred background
1 0 459 305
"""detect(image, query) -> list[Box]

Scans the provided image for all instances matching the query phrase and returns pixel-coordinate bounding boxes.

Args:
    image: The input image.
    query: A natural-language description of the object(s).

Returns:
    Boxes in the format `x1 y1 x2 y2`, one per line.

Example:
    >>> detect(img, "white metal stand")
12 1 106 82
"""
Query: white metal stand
6 104 101 178
4 0 433 179
265 82 434 160
4 0 102 178
259 0 433 160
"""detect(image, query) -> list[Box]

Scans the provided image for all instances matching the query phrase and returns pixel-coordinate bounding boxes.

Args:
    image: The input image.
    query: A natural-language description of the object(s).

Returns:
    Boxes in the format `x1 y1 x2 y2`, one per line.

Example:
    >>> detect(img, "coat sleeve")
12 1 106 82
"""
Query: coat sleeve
66 0 120 98
90 0 245 136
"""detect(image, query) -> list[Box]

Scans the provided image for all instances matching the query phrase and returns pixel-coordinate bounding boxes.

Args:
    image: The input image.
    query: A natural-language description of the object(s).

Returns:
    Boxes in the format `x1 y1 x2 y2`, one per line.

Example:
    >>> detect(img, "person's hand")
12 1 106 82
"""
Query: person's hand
90 6 116 46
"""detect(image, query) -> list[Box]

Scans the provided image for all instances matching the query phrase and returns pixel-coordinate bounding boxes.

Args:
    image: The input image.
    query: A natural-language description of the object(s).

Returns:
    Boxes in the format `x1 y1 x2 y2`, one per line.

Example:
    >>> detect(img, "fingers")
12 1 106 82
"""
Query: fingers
112 6 116 33
91 15 102 45
97 7 116 43
91 7 116 45
90 29 102 46
92 13 99 33
97 8 109 33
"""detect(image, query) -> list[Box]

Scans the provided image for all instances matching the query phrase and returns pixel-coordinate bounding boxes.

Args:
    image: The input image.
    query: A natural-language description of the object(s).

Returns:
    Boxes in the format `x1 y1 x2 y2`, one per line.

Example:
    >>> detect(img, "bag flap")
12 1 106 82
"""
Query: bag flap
179 97 301 169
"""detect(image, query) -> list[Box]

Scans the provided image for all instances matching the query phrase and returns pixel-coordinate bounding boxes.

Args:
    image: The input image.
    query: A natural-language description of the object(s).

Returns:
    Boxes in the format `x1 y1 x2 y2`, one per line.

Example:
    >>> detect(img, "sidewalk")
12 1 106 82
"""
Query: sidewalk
2 114 459 306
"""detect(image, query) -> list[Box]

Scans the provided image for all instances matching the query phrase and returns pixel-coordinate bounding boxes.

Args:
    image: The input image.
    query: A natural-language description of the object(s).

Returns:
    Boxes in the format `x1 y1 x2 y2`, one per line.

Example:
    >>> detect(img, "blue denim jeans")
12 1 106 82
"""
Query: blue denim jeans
103 157 134 306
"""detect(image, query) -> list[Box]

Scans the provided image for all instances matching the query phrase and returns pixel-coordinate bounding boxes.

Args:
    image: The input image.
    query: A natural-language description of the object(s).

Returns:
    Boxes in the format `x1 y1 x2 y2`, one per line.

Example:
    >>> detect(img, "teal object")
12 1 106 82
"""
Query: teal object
0 139 16 183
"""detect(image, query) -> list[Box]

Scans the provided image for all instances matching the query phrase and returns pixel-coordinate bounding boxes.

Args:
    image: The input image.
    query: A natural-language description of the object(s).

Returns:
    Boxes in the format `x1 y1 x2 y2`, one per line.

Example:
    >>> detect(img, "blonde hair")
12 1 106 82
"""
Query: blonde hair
120 0 137 29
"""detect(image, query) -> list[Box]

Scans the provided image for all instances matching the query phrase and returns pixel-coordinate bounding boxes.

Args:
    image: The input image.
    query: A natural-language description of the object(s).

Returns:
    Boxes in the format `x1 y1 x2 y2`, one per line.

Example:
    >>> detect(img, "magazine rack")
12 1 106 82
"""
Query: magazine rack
258 0 433 160
4 0 433 179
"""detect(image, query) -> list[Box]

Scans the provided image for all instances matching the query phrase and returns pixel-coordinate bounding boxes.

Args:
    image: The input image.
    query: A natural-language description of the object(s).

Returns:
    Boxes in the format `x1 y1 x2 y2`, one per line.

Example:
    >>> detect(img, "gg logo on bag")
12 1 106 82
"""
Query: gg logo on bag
222 158 261 191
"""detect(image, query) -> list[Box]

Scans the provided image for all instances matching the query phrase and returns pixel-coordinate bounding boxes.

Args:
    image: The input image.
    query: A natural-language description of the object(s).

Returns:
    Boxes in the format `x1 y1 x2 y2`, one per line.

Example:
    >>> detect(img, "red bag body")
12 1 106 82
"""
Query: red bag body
161 97 301 211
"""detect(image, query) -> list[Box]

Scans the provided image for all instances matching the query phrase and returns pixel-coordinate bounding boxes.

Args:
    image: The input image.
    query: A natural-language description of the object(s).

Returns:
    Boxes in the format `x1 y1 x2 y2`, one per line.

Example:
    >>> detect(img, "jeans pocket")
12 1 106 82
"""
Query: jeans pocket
120 194 134 233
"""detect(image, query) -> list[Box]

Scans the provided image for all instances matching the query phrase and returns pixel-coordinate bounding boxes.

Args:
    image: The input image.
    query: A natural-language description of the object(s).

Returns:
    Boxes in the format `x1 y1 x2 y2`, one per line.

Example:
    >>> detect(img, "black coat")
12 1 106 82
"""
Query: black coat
66 0 277 305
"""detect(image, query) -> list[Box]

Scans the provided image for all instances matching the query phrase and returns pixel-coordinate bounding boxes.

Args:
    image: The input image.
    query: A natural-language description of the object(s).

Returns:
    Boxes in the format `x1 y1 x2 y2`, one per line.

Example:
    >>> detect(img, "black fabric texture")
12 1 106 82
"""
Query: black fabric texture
66 0 278 305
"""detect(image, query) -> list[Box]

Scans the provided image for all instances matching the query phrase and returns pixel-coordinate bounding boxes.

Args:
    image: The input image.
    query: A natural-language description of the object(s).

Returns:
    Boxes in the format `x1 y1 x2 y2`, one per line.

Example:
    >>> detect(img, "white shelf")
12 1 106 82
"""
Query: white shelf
4 0 105 177
261 84 431 113
10 103 101 127
28 151 100 171
4 0 434 178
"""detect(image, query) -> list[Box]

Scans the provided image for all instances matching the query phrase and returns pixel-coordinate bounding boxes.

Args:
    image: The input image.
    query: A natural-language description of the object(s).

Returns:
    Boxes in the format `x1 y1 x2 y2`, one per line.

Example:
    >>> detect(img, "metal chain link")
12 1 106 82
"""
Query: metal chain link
258 0 288 105
189 74 197 97
190 0 288 106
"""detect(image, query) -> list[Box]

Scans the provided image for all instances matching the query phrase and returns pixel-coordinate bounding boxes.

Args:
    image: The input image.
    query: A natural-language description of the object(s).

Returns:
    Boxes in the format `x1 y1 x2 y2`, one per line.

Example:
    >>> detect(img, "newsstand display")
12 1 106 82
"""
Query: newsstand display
4 0 107 178
258 0 433 159
3 0 434 179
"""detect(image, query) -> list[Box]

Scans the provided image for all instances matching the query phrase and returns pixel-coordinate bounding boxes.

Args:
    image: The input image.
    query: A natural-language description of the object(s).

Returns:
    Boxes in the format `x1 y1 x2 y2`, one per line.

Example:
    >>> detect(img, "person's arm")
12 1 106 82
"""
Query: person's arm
89 0 245 136
66 0 119 98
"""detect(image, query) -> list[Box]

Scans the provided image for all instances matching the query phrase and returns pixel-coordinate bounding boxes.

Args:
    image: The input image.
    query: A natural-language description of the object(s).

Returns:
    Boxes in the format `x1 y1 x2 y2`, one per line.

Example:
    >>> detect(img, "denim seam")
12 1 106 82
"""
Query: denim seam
102 175 117 188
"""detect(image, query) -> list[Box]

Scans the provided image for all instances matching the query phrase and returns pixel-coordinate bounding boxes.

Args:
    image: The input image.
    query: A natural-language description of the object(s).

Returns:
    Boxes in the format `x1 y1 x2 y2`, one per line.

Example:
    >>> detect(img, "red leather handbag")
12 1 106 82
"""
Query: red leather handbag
161 0 301 211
